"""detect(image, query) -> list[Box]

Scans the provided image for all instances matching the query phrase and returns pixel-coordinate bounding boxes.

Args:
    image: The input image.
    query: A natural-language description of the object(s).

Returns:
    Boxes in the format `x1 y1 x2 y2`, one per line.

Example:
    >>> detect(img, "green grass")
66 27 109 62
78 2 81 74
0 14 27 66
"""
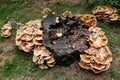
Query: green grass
49 1 81 13
0 0 43 41
0 47 3 54
0 35 6 42
110 70 120 80
0 47 32 77
97 21 120 79
0 47 60 79
0 3 21 23
97 21 120 53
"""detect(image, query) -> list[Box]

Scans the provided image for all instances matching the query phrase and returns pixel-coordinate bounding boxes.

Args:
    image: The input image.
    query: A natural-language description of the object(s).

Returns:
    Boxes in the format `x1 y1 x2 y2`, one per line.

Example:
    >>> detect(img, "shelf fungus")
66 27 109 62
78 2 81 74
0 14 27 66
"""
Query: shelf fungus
88 27 108 48
79 46 112 73
1 21 23 37
92 5 118 22
16 20 55 69
1 22 12 37
41 8 51 15
33 46 55 69
62 10 72 17
15 11 112 73
76 14 97 27
16 20 43 52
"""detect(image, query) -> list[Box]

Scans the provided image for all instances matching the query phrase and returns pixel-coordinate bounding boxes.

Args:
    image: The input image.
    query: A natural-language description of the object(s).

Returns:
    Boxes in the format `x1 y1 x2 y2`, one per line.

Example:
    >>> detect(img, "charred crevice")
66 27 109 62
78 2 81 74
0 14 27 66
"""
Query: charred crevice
67 25 90 52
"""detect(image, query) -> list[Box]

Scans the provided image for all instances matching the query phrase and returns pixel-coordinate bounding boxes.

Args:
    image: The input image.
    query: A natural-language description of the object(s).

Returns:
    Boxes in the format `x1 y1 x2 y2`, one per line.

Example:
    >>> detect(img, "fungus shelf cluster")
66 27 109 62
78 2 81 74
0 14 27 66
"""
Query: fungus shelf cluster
1 21 23 37
16 20 55 69
76 13 112 73
15 11 112 73
92 5 118 22
80 46 112 73
1 22 12 37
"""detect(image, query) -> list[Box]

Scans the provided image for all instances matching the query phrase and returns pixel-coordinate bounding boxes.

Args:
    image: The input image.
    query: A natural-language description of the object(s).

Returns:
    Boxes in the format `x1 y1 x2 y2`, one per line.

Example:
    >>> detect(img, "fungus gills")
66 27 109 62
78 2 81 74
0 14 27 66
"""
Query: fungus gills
1 21 23 37
79 46 112 73
92 5 118 22
1 23 12 37
15 20 55 69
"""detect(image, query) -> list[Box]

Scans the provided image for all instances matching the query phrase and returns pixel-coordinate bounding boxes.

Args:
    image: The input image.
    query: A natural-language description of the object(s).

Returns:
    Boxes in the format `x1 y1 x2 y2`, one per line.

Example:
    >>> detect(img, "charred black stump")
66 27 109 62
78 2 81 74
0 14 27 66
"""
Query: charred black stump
41 12 90 56
67 25 90 52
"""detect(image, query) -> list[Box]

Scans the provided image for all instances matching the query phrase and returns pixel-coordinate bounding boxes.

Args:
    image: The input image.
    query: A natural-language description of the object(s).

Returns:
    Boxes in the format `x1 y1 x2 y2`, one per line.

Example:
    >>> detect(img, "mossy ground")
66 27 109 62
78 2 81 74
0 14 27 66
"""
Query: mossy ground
0 0 120 80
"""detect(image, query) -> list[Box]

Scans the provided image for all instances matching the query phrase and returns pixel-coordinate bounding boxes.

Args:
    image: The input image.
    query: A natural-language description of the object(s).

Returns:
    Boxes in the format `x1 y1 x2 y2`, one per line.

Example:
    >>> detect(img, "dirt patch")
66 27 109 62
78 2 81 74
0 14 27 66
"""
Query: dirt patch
113 48 120 65
15 75 35 80
0 53 13 65
3 75 35 80
0 37 15 49
34 0 86 9
0 37 15 65
51 62 111 80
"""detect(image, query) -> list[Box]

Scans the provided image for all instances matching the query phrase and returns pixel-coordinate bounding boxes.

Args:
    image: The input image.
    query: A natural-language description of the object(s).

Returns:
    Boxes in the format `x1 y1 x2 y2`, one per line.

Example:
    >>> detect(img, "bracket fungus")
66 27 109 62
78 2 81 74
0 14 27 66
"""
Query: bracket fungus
92 5 118 22
79 46 112 73
1 22 12 37
15 11 112 73
76 14 97 27
79 21 112 73
16 20 42 52
62 10 72 17
41 8 51 15
88 27 108 48
1 21 23 37
15 20 55 69
33 46 55 69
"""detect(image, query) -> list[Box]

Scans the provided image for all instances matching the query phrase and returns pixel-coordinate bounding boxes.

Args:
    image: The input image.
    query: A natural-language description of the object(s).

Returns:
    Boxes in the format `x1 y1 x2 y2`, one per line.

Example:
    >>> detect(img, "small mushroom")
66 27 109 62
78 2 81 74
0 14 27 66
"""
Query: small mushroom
62 10 72 17
92 6 105 14
33 46 45 57
26 20 42 28
109 13 118 22
39 64 48 69
41 8 51 15
33 55 39 63
91 63 110 73
76 14 97 27
20 42 34 52
15 20 42 52
33 46 55 69
88 27 108 48
80 54 93 63
16 20 56 69
92 5 118 22
1 22 12 37
91 46 112 64
79 46 112 73
90 62 110 71
79 60 91 70
33 30 43 45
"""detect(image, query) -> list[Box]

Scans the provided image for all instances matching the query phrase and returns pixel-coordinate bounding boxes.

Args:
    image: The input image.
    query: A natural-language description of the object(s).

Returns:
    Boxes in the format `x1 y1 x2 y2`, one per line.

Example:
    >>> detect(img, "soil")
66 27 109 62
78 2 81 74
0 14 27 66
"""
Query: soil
0 53 12 65
0 37 15 65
